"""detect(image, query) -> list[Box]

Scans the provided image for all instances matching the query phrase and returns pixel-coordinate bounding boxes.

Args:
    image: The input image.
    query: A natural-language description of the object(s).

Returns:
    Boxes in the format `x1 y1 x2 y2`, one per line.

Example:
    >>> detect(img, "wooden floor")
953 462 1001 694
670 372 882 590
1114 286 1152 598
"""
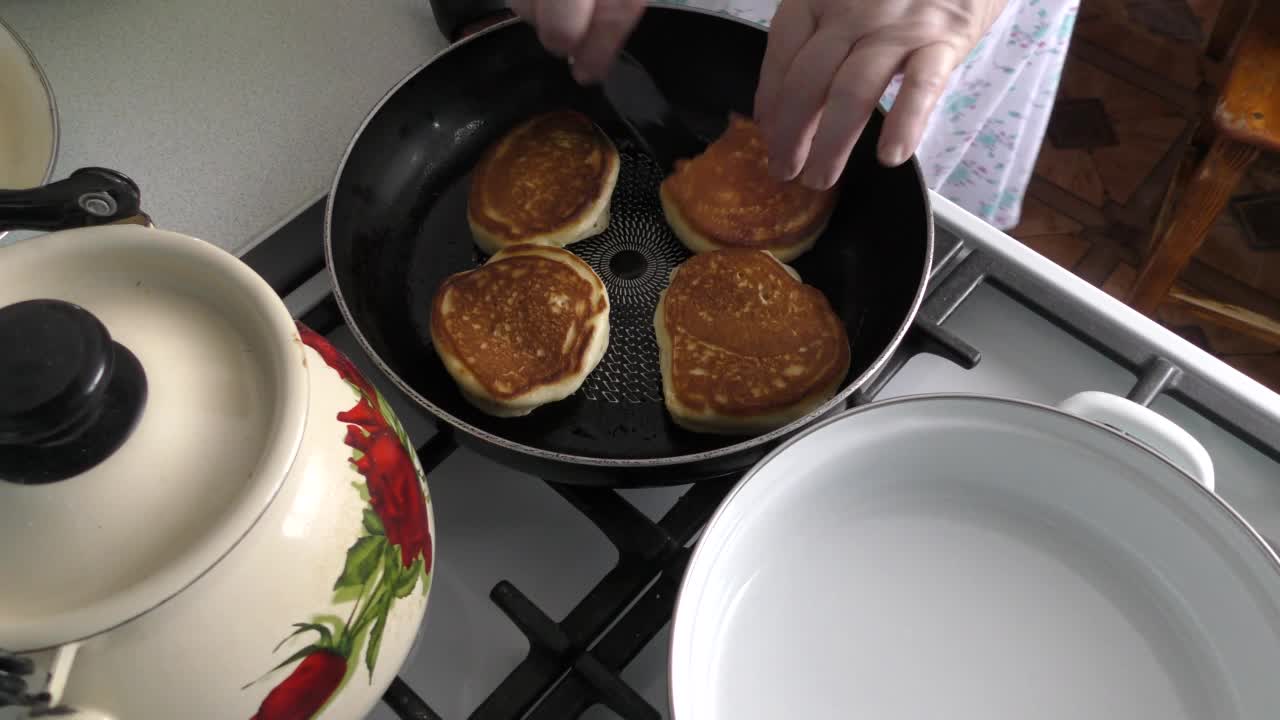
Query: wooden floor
1010 0 1280 391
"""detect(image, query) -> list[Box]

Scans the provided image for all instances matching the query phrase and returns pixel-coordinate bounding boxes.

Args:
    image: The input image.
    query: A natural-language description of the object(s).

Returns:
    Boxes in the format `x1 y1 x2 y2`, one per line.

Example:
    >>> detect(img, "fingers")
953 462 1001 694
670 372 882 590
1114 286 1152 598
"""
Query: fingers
509 0 534 22
532 0 595 58
764 26 858 182
754 0 815 133
799 41 903 189
569 0 647 83
876 42 957 167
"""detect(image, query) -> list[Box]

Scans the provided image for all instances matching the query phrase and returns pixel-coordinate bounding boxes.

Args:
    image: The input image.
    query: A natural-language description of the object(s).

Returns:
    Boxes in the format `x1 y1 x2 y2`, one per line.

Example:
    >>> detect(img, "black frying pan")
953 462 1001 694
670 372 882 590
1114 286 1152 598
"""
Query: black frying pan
325 6 933 485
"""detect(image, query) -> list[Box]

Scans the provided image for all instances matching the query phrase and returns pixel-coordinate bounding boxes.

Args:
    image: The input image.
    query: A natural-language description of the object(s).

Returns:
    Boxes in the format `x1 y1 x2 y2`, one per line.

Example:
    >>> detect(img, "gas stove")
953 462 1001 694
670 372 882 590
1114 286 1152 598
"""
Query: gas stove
245 193 1280 720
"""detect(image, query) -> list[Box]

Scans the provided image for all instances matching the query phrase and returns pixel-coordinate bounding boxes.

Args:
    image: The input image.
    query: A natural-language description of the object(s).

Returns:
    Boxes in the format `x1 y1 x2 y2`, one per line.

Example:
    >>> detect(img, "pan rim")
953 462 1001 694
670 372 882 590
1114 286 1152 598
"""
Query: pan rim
324 7 935 469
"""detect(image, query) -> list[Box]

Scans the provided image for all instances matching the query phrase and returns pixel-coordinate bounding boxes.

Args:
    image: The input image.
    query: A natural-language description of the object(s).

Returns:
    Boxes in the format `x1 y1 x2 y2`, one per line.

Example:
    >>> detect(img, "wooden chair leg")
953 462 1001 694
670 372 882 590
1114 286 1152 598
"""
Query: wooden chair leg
1205 0 1254 63
1128 135 1259 315
1170 290 1280 349
1147 122 1202 258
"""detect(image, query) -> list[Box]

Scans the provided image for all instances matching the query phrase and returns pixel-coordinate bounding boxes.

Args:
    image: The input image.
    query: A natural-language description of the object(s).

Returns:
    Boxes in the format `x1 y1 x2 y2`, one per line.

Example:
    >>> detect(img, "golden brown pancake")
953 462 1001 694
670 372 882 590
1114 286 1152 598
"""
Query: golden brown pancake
468 110 620 256
430 244 610 417
654 248 850 435
659 114 839 263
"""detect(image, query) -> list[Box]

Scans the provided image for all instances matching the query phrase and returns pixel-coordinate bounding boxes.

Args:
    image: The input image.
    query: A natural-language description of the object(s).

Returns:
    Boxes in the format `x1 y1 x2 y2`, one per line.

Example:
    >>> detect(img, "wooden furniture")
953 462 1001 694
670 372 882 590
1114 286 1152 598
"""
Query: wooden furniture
1127 0 1279 347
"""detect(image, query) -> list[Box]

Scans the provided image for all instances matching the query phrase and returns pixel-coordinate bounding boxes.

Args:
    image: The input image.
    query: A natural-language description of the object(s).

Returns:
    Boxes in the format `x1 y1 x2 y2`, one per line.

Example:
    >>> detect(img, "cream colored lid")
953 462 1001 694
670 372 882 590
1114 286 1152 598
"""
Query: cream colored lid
0 225 308 651
0 17 56 190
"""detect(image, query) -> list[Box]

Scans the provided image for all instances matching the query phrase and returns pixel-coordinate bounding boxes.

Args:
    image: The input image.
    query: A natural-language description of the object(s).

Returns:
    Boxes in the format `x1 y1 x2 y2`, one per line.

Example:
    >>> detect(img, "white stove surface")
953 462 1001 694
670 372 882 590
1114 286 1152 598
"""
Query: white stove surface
315 199 1280 719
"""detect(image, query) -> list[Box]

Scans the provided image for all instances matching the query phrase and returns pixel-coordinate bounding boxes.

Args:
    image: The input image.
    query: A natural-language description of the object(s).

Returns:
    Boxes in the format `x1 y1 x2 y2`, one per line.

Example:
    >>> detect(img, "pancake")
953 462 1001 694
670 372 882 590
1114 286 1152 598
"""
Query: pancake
468 110 621 256
430 244 610 417
654 248 850 435
659 114 839 263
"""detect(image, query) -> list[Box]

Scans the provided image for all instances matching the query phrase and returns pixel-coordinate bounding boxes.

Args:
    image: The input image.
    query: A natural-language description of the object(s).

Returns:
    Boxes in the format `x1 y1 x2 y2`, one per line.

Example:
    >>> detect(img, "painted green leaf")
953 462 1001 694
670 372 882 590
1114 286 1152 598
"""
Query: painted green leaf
382 539 404 582
393 555 421 598
365 596 392 679
333 535 386 591
239 641 319 691
272 622 333 653
268 644 320 677
375 391 410 445
352 480 371 503
363 508 385 536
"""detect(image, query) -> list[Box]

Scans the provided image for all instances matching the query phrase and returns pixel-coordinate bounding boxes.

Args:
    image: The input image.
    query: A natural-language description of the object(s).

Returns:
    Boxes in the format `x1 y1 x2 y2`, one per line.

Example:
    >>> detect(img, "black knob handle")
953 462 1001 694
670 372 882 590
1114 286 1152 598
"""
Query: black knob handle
0 300 147 485
0 167 145 233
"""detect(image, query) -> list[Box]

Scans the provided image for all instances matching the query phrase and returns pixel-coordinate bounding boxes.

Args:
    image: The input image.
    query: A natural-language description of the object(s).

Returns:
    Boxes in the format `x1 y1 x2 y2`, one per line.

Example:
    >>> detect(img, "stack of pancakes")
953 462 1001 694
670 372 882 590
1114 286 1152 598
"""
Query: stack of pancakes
430 108 848 434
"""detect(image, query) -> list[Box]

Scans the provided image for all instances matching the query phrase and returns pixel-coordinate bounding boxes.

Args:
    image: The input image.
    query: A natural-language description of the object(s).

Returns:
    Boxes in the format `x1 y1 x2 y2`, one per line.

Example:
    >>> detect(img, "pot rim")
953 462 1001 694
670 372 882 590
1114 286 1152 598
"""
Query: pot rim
0 225 310 652
322 6 935 469
667 391 1280 718
0 14 60 244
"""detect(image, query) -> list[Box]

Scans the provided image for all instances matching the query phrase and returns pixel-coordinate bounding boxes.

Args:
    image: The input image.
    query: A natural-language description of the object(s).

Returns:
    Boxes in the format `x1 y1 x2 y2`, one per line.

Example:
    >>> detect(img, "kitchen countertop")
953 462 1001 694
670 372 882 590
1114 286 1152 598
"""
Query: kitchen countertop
0 0 446 253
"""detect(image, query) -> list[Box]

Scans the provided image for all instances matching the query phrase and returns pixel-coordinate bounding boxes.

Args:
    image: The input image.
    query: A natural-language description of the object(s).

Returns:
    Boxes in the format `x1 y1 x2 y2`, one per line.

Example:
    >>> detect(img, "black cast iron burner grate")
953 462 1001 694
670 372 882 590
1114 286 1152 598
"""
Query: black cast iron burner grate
265 210 1278 719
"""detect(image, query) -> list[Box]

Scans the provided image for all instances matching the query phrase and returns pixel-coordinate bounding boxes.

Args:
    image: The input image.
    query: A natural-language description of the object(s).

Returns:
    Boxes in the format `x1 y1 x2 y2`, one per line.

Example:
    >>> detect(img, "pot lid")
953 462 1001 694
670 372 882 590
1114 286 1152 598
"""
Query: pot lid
0 16 57 192
0 222 308 651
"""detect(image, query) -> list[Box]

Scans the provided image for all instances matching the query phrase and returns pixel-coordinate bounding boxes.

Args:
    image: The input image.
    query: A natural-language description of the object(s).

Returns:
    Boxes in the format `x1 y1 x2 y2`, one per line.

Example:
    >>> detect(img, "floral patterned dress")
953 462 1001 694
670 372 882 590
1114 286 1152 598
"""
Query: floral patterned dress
660 0 1080 229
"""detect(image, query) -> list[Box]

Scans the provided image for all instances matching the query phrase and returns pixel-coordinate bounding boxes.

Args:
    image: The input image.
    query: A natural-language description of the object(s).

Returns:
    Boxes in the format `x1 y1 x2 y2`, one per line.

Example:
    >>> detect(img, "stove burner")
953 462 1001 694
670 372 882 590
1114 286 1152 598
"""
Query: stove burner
570 152 692 405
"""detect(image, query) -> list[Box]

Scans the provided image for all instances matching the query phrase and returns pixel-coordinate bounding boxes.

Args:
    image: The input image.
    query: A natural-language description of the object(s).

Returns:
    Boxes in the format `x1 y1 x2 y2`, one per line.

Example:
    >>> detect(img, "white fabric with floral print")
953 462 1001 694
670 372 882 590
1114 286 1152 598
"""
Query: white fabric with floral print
657 0 1079 229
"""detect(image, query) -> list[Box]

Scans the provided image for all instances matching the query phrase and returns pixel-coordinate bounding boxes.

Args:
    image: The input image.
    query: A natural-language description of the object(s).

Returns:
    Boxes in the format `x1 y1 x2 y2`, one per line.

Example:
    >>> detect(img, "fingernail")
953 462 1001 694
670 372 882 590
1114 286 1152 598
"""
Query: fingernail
754 108 770 133
800 169 823 190
880 144 907 167
765 149 795 182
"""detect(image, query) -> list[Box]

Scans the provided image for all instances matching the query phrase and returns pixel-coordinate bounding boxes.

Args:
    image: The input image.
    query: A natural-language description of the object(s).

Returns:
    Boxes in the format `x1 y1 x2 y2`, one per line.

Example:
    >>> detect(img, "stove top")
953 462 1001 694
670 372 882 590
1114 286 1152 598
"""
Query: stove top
244 194 1280 719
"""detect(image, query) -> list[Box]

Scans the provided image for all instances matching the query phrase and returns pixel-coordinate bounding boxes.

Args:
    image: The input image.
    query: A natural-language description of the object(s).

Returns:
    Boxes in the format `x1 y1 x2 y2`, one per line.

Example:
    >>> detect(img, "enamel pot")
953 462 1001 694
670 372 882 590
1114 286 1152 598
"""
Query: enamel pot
0 169 435 720
671 391 1280 720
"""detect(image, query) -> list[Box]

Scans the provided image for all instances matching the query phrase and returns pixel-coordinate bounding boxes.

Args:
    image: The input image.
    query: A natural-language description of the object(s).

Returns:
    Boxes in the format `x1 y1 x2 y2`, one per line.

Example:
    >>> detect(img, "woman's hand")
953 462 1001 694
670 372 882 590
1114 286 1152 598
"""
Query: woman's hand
510 0 647 84
755 0 1008 189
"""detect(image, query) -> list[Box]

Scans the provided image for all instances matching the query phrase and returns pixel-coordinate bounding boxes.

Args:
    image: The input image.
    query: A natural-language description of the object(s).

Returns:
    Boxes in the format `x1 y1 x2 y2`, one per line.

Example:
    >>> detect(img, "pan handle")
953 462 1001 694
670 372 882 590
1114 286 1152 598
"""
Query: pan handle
428 0 513 42
1059 391 1215 491
0 168 147 233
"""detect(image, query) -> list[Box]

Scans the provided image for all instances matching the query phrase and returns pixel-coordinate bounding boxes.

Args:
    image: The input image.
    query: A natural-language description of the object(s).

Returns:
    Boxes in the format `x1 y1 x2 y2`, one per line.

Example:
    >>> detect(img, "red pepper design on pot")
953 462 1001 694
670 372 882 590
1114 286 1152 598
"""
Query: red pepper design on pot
245 326 432 719
250 650 348 720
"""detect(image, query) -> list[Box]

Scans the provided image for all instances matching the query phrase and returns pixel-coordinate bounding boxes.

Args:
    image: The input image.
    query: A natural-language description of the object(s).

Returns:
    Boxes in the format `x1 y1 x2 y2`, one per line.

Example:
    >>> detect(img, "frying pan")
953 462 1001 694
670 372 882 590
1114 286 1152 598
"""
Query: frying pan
325 6 934 485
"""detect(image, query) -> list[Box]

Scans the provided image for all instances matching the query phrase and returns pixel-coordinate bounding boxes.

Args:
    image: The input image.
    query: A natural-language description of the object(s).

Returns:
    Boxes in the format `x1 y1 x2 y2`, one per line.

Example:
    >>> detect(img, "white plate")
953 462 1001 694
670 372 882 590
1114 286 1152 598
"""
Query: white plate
0 16 56 190
671 395 1280 720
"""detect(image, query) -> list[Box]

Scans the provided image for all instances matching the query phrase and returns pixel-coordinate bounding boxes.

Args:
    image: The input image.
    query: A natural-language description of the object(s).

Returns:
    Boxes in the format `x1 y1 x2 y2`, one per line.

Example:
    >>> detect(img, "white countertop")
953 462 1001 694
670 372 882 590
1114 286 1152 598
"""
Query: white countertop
0 0 446 253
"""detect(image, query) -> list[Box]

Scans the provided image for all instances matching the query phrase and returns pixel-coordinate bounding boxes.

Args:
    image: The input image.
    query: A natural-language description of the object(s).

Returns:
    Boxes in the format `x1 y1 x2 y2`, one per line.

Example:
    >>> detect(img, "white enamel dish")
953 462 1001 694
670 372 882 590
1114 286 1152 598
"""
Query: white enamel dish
0 16 56 192
670 392 1280 720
